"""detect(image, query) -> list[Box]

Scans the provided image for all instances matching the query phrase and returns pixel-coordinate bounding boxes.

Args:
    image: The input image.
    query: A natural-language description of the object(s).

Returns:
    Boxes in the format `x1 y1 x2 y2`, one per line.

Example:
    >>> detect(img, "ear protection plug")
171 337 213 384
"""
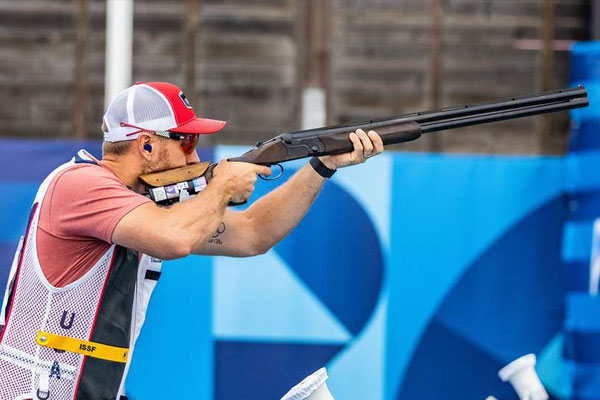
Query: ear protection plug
144 143 152 152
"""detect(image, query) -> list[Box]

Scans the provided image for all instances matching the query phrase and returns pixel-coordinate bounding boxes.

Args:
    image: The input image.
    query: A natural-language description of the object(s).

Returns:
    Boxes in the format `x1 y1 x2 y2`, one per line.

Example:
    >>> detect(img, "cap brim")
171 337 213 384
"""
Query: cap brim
170 117 226 134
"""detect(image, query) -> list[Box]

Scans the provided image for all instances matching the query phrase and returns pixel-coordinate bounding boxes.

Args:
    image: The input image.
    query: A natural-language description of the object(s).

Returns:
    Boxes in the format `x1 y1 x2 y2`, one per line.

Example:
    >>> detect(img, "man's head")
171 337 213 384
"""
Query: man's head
101 82 226 174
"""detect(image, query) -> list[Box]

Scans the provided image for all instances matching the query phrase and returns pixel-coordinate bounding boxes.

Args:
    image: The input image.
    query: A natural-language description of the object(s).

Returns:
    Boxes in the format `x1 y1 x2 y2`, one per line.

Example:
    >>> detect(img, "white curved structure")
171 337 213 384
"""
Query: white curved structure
281 368 335 400
498 354 549 400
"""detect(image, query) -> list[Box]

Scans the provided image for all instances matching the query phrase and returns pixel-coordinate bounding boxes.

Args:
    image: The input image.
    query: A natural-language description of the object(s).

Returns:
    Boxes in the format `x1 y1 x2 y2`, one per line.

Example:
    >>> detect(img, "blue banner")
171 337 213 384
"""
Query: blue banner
563 40 600 400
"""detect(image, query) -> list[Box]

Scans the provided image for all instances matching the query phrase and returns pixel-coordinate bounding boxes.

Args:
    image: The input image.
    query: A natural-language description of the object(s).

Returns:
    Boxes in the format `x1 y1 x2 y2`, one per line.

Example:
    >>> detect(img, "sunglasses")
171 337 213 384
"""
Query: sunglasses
122 123 200 155
153 130 199 155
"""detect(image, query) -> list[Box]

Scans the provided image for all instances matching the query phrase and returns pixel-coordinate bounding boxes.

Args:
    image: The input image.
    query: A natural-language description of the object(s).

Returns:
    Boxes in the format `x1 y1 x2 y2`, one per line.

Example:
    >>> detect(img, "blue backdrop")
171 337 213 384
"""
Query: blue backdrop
561 41 600 400
0 140 573 400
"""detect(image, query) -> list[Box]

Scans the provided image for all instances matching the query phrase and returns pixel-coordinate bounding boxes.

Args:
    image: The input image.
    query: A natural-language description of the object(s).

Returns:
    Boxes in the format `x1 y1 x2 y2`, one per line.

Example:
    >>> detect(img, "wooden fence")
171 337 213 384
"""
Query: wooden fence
0 0 590 154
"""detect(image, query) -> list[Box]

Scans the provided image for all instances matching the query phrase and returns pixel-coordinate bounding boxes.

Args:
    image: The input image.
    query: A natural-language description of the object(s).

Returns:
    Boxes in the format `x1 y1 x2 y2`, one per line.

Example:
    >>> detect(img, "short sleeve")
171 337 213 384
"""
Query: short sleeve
43 164 152 243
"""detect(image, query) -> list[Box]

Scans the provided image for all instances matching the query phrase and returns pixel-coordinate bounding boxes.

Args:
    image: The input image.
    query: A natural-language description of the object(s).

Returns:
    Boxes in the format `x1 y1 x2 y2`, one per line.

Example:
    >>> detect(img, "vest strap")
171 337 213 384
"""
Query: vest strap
36 331 129 364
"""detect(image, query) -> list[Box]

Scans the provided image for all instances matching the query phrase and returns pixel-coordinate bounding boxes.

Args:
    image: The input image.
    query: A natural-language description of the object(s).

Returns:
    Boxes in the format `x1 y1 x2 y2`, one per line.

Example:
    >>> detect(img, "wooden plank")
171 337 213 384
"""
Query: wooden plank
184 0 199 109
73 0 89 139
427 0 444 151
538 0 556 154
595 0 600 39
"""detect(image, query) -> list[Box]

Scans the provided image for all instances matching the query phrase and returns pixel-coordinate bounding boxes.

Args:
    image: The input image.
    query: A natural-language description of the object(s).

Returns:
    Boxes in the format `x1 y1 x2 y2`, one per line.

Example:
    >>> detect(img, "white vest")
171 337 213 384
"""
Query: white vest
0 150 162 400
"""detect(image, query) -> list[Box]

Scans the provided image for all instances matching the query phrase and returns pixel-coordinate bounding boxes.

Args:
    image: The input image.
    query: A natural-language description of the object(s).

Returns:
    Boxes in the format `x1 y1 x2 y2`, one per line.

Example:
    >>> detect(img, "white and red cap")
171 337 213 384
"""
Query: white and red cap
102 82 226 142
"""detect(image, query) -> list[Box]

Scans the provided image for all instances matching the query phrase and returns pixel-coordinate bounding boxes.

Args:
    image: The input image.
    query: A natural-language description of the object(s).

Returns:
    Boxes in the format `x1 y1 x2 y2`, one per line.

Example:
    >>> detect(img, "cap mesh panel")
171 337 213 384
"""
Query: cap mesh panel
132 86 172 125
104 90 129 132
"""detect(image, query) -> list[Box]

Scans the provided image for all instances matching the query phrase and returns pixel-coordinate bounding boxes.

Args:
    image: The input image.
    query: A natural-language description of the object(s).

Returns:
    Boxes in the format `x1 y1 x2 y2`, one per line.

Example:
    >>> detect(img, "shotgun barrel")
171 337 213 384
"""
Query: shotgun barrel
229 86 588 165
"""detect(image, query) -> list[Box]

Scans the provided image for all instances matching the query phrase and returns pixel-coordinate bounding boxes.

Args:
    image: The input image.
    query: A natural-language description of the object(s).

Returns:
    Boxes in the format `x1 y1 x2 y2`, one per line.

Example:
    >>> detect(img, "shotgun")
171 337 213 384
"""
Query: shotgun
140 86 589 204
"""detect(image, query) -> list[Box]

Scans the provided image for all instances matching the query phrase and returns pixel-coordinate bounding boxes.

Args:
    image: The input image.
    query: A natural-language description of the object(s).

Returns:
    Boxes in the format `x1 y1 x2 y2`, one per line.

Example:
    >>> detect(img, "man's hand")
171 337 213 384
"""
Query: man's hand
211 160 272 204
318 129 384 170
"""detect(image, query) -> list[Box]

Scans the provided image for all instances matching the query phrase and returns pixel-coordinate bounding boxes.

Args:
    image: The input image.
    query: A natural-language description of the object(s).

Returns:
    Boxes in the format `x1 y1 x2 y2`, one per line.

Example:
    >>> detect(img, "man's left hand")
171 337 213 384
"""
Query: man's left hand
319 129 384 170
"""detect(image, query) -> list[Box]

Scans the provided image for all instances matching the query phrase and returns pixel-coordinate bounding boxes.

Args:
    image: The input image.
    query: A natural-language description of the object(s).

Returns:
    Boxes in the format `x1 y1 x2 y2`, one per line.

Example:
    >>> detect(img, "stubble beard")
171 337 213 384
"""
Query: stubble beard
141 146 172 175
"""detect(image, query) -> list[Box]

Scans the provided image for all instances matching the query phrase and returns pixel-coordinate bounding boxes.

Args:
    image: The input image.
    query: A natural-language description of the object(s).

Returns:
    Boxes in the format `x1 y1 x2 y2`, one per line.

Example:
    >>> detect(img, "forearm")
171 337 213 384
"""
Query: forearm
178 129 383 258
111 180 230 260
164 179 232 252
244 163 326 252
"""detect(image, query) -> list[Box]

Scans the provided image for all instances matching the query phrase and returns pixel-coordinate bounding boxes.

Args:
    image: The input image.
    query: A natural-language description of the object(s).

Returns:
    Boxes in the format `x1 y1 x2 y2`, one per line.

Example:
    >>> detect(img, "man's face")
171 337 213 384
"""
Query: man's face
141 134 201 174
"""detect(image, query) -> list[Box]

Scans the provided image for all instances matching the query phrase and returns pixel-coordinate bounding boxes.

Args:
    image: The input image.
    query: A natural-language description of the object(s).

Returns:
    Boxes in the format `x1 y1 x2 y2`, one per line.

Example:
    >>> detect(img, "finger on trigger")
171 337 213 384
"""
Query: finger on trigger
259 166 272 176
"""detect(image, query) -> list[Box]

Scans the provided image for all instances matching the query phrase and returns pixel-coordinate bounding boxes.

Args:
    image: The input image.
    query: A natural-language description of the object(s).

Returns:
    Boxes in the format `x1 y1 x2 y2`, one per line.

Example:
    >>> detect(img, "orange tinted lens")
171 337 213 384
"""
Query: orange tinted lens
180 134 199 154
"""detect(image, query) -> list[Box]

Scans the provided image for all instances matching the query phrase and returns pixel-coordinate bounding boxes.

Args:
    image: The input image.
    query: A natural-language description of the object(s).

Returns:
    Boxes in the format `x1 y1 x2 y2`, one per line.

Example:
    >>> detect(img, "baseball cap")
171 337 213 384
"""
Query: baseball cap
102 82 226 142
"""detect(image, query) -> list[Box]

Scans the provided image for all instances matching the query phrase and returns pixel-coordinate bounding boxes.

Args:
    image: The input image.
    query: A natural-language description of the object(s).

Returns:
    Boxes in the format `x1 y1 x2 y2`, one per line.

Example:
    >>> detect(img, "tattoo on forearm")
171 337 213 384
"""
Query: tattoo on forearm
208 222 226 245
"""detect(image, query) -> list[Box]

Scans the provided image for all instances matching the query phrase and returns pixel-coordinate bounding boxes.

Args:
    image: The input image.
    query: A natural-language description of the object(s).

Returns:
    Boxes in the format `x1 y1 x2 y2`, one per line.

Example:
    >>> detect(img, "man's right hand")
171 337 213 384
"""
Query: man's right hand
211 160 272 204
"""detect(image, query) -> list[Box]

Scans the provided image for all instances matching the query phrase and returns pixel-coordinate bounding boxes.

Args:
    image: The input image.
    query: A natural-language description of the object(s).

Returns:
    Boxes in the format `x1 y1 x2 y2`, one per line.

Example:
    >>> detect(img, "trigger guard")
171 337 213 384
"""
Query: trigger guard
259 164 283 181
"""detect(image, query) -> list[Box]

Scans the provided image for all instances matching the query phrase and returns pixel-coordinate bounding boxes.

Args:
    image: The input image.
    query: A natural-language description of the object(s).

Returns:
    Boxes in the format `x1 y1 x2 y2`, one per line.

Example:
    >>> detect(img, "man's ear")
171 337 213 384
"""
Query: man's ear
137 134 154 160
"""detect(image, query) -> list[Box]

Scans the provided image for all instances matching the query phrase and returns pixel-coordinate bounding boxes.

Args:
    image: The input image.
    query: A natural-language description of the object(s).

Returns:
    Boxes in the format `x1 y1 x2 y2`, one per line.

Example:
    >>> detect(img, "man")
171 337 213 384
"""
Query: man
0 82 383 400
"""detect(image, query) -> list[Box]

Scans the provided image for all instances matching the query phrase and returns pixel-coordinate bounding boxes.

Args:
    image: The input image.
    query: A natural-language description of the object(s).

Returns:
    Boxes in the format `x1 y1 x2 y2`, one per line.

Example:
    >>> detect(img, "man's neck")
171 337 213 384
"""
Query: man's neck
98 158 146 193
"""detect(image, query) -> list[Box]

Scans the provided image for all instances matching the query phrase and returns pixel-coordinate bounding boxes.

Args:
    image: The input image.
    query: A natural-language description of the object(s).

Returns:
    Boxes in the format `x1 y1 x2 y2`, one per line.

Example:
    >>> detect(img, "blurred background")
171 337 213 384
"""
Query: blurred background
0 0 594 152
1 1 600 400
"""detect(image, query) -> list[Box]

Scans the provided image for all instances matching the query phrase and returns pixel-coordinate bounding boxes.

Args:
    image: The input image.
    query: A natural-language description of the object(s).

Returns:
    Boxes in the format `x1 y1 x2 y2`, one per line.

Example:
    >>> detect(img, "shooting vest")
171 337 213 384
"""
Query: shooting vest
0 150 162 400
